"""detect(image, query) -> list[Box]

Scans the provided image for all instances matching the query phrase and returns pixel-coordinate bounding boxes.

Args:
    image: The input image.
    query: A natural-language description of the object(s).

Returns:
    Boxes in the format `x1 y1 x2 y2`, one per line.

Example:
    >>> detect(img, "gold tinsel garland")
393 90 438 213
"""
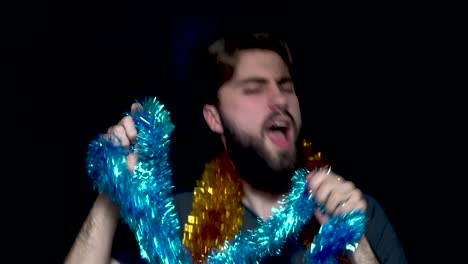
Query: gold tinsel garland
182 151 243 262
182 139 328 263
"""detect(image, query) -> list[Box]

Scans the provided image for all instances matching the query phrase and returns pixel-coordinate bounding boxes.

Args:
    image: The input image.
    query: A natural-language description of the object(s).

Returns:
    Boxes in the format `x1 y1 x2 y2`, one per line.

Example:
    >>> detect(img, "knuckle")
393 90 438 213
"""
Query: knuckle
112 124 125 135
121 115 135 125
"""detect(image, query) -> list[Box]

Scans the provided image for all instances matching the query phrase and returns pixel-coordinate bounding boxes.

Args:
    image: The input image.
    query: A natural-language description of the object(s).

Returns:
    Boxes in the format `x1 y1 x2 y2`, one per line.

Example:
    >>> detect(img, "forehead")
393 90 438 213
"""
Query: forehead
232 49 290 80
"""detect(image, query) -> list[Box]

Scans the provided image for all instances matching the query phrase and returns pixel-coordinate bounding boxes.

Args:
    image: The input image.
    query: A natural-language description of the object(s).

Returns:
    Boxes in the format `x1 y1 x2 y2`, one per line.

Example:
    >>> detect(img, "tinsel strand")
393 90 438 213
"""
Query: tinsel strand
87 97 189 264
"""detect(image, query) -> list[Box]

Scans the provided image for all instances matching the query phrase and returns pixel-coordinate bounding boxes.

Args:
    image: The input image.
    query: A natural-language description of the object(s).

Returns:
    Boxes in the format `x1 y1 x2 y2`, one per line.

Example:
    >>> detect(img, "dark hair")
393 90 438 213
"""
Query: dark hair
190 32 294 107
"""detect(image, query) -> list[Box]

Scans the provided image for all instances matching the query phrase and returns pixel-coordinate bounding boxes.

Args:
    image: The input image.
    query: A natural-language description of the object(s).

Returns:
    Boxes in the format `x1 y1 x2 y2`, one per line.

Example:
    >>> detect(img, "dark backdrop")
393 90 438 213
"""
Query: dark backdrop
9 1 440 263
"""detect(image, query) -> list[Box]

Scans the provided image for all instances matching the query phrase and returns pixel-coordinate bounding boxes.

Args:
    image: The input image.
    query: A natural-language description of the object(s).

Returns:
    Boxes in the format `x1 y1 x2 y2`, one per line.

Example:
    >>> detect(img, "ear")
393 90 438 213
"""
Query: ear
203 104 224 134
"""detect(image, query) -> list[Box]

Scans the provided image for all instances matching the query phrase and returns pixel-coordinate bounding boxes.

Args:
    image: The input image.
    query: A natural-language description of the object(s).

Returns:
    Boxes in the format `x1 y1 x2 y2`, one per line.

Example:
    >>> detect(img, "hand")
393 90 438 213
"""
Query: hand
102 102 143 173
306 168 367 224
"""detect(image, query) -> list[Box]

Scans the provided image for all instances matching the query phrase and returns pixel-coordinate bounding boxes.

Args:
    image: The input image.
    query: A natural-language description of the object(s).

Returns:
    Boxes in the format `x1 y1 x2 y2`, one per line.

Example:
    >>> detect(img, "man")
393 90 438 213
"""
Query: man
65 32 407 263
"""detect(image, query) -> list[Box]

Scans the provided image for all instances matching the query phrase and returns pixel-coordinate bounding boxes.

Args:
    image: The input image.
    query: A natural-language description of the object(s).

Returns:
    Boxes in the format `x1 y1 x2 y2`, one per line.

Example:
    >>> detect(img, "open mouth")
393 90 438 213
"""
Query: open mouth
264 118 293 148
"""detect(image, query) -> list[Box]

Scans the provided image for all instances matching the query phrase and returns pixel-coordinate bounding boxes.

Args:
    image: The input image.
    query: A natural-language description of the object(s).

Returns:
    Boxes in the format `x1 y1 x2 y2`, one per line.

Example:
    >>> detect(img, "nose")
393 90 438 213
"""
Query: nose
269 86 288 111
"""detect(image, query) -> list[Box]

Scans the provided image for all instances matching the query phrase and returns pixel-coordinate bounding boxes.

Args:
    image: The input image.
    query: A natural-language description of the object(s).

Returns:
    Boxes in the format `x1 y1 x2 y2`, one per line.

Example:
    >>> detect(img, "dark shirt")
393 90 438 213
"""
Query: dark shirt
113 192 407 263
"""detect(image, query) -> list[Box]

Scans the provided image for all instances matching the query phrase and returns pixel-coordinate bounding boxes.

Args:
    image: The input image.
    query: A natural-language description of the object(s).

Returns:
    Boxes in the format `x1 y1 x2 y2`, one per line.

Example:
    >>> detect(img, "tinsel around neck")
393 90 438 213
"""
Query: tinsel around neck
182 151 243 262
182 139 329 263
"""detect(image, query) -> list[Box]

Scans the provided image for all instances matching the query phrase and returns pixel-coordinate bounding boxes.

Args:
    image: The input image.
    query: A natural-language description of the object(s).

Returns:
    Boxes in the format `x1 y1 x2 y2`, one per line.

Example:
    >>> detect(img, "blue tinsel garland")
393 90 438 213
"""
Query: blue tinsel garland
86 97 367 263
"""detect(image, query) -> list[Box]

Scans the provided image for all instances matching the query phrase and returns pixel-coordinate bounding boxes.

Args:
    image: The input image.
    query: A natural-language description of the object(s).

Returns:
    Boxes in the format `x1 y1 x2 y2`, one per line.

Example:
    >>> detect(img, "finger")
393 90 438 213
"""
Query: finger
102 125 125 146
118 115 138 146
306 167 330 194
334 189 367 215
331 196 351 216
325 180 355 211
130 102 143 114
308 170 347 206
110 124 132 149
102 131 120 146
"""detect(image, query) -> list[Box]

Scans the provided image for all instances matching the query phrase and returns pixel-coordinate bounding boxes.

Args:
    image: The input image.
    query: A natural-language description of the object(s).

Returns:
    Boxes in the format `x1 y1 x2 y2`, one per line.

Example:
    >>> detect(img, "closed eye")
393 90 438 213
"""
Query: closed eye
278 79 295 93
243 85 264 94
240 78 267 94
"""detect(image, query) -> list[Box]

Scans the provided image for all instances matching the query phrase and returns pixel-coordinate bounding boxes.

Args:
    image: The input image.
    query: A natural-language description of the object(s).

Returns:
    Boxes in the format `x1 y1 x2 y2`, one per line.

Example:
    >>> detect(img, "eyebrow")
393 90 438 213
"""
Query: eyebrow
277 77 293 84
236 76 293 85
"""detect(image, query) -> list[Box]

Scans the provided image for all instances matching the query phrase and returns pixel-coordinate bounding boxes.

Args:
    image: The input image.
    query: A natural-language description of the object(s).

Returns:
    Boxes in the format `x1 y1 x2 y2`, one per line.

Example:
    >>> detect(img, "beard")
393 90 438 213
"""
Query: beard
220 111 300 194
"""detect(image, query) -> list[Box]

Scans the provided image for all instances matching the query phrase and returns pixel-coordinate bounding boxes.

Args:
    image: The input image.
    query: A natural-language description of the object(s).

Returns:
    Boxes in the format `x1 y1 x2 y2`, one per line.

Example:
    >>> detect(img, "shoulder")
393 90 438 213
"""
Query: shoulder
362 193 391 225
362 193 408 263
362 193 389 227
363 193 382 213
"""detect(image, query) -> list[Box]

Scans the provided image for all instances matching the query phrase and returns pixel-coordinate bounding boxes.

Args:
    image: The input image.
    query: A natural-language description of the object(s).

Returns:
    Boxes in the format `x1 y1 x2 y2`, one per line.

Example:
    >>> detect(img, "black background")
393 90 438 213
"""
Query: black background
9 1 452 263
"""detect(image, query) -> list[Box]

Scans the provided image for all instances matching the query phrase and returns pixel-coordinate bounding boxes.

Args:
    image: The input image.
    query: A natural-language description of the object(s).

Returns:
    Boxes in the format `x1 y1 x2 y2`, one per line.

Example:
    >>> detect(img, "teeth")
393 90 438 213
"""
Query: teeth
273 121 287 127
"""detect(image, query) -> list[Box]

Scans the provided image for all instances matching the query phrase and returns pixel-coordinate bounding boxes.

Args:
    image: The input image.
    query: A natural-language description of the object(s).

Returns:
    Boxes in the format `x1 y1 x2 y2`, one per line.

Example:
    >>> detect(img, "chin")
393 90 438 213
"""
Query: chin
267 150 297 172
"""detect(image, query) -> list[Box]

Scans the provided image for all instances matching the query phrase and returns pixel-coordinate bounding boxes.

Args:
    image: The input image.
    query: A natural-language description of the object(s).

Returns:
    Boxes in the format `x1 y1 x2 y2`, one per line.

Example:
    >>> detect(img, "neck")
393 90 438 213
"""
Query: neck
241 180 285 221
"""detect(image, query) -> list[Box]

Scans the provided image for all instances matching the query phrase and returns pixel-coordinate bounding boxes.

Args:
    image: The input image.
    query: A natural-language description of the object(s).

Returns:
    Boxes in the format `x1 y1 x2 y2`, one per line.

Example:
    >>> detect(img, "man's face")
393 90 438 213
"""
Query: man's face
215 49 302 192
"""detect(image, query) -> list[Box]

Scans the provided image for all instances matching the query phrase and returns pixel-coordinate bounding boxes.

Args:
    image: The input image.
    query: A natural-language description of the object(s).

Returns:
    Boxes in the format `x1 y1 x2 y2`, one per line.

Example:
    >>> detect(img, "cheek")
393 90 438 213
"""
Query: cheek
295 115 302 132
235 109 265 134
225 105 266 135
220 99 250 120
289 99 302 122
